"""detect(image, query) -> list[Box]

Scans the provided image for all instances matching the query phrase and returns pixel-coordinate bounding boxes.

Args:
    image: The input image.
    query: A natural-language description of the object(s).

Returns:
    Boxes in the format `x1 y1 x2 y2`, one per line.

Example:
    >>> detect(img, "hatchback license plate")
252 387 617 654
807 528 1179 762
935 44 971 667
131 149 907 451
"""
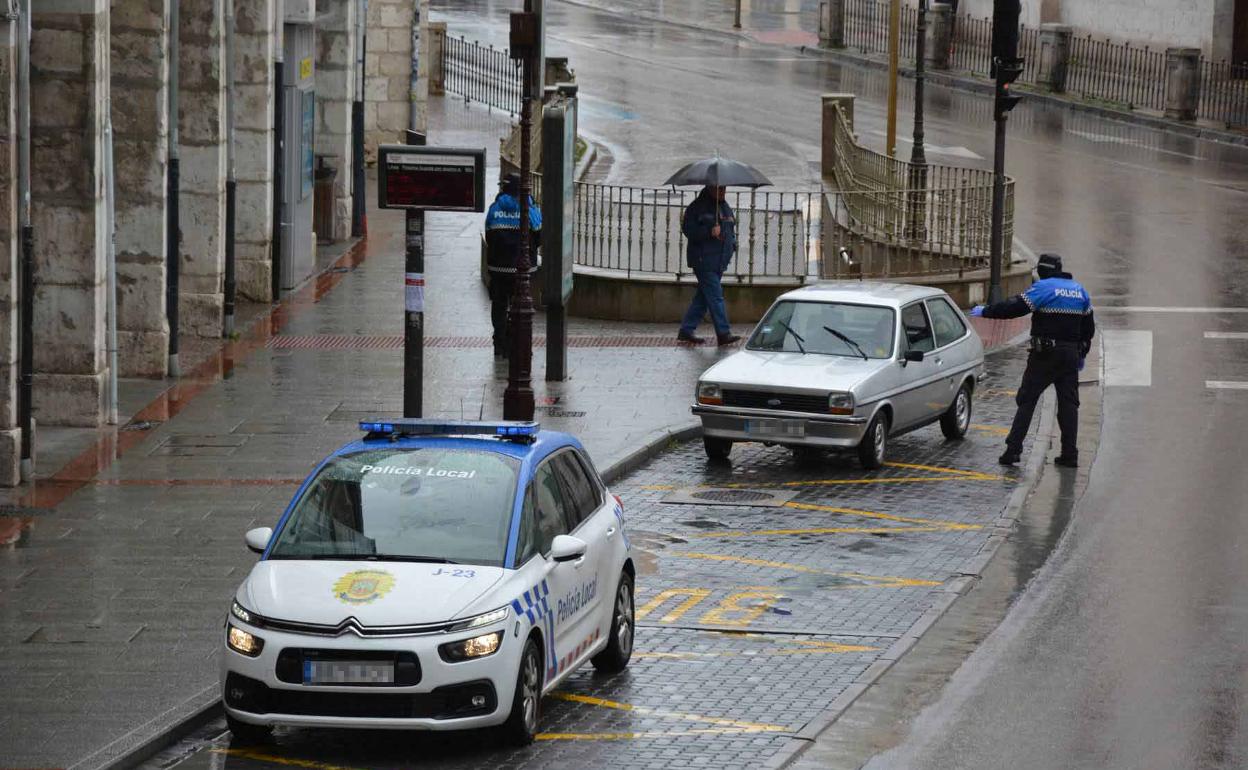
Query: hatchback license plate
745 419 805 438
303 660 395 685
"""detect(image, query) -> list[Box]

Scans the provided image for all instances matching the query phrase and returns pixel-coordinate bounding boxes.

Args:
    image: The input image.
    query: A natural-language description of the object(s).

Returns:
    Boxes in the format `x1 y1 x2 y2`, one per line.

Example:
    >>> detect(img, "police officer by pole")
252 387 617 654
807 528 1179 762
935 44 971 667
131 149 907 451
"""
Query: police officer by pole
484 173 541 360
970 253 1095 467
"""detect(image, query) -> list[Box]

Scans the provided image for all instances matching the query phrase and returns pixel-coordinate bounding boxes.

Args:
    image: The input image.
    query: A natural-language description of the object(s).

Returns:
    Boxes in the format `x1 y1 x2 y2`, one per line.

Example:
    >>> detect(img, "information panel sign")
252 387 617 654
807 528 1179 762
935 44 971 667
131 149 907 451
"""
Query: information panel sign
542 103 575 306
377 145 486 212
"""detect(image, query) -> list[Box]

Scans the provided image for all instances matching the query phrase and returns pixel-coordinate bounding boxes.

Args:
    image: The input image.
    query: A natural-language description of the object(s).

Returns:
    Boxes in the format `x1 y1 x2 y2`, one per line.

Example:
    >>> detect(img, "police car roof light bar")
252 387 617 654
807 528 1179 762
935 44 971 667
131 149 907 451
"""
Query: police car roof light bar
359 419 541 443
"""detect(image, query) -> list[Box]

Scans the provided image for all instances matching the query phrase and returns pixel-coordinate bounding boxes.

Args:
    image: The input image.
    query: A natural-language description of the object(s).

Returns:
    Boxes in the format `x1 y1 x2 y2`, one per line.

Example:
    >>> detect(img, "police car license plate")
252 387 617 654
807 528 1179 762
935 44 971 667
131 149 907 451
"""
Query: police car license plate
745 418 805 438
303 659 395 685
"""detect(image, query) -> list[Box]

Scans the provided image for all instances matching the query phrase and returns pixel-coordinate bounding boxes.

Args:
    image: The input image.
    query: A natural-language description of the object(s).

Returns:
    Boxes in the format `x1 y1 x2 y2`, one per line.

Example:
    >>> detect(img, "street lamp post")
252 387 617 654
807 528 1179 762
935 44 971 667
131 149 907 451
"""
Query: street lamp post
907 0 929 241
505 4 538 421
734 0 742 28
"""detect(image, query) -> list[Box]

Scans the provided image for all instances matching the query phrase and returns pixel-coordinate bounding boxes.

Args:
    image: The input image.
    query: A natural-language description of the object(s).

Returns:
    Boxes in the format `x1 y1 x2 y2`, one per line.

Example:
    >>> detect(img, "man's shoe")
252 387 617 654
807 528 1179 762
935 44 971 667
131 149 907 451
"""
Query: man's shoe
1054 455 1079 468
716 333 743 346
677 331 706 344
998 450 1021 466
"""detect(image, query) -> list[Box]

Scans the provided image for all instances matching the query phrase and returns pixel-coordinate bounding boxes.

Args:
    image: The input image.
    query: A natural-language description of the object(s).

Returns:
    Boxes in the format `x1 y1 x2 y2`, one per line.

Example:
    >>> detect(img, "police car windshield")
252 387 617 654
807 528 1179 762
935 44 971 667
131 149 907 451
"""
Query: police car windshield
748 301 895 359
268 448 519 567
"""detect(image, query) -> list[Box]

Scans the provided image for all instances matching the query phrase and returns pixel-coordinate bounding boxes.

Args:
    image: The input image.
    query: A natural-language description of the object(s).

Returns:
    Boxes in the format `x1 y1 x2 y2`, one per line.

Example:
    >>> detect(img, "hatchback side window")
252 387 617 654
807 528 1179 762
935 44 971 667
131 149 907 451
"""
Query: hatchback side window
532 461 573 556
553 451 602 528
901 303 936 353
927 298 968 348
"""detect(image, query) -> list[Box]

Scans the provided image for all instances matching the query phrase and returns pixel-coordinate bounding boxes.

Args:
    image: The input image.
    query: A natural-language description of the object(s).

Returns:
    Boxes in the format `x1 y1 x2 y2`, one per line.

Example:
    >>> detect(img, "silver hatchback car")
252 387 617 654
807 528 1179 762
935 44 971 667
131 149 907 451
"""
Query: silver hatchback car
692 282 985 468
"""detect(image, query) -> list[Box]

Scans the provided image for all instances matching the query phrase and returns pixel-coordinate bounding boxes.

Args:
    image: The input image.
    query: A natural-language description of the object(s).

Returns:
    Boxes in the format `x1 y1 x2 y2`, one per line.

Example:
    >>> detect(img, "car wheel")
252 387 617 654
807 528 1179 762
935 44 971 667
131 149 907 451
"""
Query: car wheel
857 412 889 470
226 714 272 744
592 572 635 674
703 436 732 462
500 637 543 746
941 383 973 440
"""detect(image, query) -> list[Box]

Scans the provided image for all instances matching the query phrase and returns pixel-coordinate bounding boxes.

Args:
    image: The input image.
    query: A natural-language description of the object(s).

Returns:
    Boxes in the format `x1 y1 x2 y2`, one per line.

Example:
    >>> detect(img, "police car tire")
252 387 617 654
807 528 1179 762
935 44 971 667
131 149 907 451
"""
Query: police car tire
858 412 888 470
704 436 732 461
225 714 272 744
941 383 973 440
501 637 543 746
592 572 635 674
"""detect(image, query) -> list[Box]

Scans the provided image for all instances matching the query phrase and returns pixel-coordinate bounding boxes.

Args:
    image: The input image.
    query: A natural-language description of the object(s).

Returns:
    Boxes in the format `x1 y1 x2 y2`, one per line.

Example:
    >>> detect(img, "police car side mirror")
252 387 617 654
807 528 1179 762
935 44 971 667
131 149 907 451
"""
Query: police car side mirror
245 527 273 554
903 350 925 363
550 535 588 563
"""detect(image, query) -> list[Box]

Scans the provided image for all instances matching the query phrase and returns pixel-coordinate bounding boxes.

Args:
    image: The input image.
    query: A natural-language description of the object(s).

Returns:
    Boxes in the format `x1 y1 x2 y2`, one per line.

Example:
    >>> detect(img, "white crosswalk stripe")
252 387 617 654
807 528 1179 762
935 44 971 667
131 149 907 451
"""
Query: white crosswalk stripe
1102 330 1153 387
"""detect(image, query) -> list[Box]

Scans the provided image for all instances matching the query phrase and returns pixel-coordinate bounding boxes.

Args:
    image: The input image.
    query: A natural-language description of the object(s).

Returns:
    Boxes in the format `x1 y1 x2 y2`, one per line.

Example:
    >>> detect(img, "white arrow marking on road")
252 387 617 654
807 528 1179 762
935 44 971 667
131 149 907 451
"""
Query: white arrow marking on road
864 130 984 160
1207 381 1248 390
1205 332 1248 339
1102 330 1153 387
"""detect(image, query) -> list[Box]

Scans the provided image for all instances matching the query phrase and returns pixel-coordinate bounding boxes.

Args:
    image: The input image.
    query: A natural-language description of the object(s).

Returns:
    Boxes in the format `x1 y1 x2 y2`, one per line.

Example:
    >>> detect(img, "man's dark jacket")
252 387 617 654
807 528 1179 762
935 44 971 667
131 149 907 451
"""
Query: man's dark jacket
682 193 736 272
485 192 542 273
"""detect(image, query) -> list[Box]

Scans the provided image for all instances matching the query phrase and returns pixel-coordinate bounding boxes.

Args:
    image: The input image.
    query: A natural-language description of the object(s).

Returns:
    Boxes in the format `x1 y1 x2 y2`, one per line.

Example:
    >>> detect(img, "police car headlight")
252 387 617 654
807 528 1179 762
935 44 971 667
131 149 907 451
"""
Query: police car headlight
440 631 504 662
230 600 261 626
446 606 509 633
227 624 265 657
697 382 723 405
828 392 855 415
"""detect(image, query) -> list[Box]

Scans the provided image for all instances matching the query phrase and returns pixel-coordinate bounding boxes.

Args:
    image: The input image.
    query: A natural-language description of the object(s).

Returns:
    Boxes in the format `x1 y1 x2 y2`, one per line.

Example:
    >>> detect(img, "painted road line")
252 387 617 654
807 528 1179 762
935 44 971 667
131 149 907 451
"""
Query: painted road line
1102 329 1153 387
882 461 1002 479
672 552 941 587
1205 332 1248 339
1100 306 1248 313
549 692 788 733
694 524 955 539
782 501 982 530
636 588 713 623
1207 381 1248 390
210 749 367 770
538 728 777 741
972 423 1010 435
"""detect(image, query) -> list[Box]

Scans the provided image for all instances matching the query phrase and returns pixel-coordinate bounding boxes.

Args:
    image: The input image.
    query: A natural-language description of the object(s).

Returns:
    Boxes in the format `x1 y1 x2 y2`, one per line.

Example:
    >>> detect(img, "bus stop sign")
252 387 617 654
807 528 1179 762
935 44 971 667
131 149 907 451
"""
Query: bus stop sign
377 145 486 212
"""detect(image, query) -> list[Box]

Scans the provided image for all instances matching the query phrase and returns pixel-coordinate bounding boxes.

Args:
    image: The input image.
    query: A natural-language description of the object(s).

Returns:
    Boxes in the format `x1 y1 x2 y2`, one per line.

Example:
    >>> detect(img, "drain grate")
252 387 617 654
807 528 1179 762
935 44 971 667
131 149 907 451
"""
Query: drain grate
662 487 798 508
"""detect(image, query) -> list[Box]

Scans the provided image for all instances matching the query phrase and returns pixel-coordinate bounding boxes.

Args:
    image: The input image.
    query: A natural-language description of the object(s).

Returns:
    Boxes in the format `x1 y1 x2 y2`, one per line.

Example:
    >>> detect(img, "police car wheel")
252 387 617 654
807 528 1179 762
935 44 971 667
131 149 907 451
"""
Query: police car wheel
941 383 973 440
225 714 272 744
501 637 543 746
592 572 635 674
858 412 889 470
704 436 732 462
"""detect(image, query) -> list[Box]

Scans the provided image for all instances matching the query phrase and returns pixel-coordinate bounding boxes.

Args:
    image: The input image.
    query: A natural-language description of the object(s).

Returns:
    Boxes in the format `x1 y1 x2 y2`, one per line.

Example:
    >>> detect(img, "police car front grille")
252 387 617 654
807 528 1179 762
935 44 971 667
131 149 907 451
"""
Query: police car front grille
225 672 496 720
721 389 828 413
262 616 457 638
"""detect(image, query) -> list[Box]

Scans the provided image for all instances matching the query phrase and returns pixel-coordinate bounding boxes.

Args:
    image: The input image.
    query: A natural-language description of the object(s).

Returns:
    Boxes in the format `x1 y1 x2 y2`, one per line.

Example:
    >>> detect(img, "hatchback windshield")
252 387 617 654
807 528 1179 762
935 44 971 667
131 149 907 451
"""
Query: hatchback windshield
748 301 896 358
268 447 519 567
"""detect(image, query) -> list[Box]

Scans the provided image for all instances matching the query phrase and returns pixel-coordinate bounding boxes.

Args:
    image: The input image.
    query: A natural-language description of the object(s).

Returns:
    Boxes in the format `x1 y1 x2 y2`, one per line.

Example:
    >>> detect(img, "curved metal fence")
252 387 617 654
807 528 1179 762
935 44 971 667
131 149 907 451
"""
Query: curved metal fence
442 35 522 116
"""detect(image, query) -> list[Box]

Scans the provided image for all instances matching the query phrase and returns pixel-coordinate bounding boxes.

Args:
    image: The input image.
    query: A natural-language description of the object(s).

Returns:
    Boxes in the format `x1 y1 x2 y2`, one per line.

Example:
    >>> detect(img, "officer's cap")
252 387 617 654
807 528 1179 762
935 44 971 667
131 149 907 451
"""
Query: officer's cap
1036 253 1063 278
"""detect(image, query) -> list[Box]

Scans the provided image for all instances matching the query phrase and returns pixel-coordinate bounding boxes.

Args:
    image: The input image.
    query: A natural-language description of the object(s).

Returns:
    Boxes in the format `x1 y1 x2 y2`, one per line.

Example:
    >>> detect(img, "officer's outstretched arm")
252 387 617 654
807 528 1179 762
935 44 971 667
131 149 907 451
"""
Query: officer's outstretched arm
981 295 1031 320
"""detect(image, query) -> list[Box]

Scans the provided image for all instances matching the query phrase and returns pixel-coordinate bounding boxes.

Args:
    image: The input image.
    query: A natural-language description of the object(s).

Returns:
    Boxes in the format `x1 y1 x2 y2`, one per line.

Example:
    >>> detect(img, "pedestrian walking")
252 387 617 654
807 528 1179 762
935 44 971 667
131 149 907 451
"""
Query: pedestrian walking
677 185 742 346
484 173 541 359
971 253 1095 467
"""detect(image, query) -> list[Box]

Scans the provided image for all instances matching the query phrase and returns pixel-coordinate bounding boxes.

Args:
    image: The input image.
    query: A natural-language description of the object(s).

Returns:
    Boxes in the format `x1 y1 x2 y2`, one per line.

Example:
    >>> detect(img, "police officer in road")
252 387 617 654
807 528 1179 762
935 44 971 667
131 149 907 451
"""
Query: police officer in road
484 173 542 359
971 253 1095 467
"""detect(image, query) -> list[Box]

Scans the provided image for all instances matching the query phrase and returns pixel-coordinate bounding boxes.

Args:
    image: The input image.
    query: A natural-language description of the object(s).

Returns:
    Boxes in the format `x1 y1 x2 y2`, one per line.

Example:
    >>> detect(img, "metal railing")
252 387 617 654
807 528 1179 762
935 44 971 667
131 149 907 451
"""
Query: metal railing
1065 36 1167 110
442 35 521 116
1200 60 1248 128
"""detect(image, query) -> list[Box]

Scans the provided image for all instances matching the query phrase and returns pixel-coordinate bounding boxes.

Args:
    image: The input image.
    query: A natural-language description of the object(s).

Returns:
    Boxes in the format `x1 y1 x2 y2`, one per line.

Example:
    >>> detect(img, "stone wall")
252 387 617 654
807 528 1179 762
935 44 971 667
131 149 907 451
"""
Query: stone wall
30 1 109 427
363 0 413 159
234 0 274 301
0 19 19 484
316 0 355 242
112 0 169 376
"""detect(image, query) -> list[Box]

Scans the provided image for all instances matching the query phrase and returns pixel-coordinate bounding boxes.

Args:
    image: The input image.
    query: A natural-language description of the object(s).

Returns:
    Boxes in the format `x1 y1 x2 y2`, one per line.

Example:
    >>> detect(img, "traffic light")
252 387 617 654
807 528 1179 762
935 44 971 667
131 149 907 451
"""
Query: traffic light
994 57 1025 120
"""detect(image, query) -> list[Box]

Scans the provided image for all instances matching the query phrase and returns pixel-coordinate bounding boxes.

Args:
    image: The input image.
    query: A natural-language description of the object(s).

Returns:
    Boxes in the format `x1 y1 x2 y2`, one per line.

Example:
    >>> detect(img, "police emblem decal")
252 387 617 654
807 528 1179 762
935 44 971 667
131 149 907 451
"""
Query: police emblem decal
332 570 396 605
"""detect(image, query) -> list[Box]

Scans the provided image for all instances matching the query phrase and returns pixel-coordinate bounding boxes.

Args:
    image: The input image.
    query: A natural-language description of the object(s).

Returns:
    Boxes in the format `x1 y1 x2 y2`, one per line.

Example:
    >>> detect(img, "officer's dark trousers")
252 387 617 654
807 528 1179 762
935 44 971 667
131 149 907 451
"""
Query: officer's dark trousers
488 273 515 354
1005 345 1081 458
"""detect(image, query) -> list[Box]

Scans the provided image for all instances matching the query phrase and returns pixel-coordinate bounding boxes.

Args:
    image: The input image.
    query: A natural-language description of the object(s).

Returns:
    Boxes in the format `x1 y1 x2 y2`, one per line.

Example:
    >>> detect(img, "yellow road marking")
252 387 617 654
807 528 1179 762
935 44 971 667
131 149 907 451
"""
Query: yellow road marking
635 587 712 623
881 461 1003 480
550 692 787 733
673 552 941 587
699 589 786 627
210 749 366 770
782 500 981 530
537 728 769 740
971 423 1010 435
693 524 954 538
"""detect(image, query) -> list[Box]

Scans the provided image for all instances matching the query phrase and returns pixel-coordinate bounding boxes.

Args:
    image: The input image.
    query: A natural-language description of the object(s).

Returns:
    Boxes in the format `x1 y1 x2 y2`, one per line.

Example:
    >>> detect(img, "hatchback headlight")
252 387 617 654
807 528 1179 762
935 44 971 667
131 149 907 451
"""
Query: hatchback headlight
828 392 855 415
227 624 265 657
439 631 504 662
697 382 723 405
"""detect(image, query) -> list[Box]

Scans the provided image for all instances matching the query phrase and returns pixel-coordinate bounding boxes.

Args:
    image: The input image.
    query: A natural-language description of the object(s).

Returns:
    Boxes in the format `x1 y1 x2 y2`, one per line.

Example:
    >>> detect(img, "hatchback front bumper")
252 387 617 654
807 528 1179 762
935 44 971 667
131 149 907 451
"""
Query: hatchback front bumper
693 404 870 448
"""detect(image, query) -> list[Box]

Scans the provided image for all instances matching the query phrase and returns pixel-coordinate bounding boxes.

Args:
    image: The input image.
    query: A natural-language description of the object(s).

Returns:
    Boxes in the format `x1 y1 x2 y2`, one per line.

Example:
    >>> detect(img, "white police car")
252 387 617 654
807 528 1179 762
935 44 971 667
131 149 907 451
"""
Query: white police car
221 420 635 745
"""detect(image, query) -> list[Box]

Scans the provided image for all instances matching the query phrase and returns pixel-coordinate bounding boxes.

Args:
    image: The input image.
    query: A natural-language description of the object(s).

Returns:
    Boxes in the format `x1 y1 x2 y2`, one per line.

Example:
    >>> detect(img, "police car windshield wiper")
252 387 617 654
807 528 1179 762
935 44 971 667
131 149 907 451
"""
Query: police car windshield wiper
365 554 460 564
822 326 869 361
776 320 806 354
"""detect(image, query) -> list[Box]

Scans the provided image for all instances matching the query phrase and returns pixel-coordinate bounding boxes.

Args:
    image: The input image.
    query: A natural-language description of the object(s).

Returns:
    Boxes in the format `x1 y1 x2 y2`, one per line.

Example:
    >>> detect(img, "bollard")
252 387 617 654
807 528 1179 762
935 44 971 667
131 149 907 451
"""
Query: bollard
821 93 855 180
1164 48 1202 121
1037 23 1072 92
820 0 846 49
925 3 952 70
428 22 447 96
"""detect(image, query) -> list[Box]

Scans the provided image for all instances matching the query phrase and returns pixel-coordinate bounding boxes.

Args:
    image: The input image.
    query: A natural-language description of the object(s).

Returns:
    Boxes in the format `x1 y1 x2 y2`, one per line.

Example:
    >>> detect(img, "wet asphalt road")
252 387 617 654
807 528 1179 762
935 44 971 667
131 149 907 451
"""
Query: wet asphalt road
443 1 1248 766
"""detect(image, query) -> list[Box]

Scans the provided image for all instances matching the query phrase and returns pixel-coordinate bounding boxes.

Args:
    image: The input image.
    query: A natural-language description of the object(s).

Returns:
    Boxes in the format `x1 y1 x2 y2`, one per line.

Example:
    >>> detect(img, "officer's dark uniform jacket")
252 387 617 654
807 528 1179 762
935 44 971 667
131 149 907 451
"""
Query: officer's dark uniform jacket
484 192 542 274
982 272 1095 355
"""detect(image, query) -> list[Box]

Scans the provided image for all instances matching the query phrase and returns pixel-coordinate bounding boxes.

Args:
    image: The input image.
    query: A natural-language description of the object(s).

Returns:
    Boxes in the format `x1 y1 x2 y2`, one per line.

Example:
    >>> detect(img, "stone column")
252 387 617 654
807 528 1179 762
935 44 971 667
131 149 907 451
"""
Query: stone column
234 0 275 302
0 19 18 484
178 0 226 336
1164 47 1202 121
112 0 169 376
31 0 109 426
820 0 846 48
821 93 855 182
925 3 952 70
316 0 355 243
364 0 413 161
1037 23 1072 92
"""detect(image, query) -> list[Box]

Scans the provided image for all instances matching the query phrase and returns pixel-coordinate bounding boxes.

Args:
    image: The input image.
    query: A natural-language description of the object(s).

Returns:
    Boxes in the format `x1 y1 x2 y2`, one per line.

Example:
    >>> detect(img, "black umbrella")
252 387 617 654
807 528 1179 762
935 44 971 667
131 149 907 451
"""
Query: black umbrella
663 155 772 188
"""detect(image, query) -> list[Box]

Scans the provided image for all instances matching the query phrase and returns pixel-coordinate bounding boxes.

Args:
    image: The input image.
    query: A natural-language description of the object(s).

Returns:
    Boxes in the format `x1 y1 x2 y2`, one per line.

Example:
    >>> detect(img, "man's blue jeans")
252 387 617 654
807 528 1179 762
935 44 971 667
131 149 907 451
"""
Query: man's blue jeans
680 267 731 337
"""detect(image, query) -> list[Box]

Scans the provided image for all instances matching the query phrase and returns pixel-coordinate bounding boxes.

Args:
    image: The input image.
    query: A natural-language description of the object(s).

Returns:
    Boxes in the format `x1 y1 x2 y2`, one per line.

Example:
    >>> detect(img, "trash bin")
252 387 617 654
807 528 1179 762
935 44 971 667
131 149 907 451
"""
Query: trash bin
313 156 337 245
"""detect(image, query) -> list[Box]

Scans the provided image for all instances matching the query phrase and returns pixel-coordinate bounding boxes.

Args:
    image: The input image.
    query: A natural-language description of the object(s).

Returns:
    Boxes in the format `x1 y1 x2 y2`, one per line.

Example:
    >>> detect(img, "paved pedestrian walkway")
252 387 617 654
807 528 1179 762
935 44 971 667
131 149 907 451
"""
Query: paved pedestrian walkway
0 97 1027 770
